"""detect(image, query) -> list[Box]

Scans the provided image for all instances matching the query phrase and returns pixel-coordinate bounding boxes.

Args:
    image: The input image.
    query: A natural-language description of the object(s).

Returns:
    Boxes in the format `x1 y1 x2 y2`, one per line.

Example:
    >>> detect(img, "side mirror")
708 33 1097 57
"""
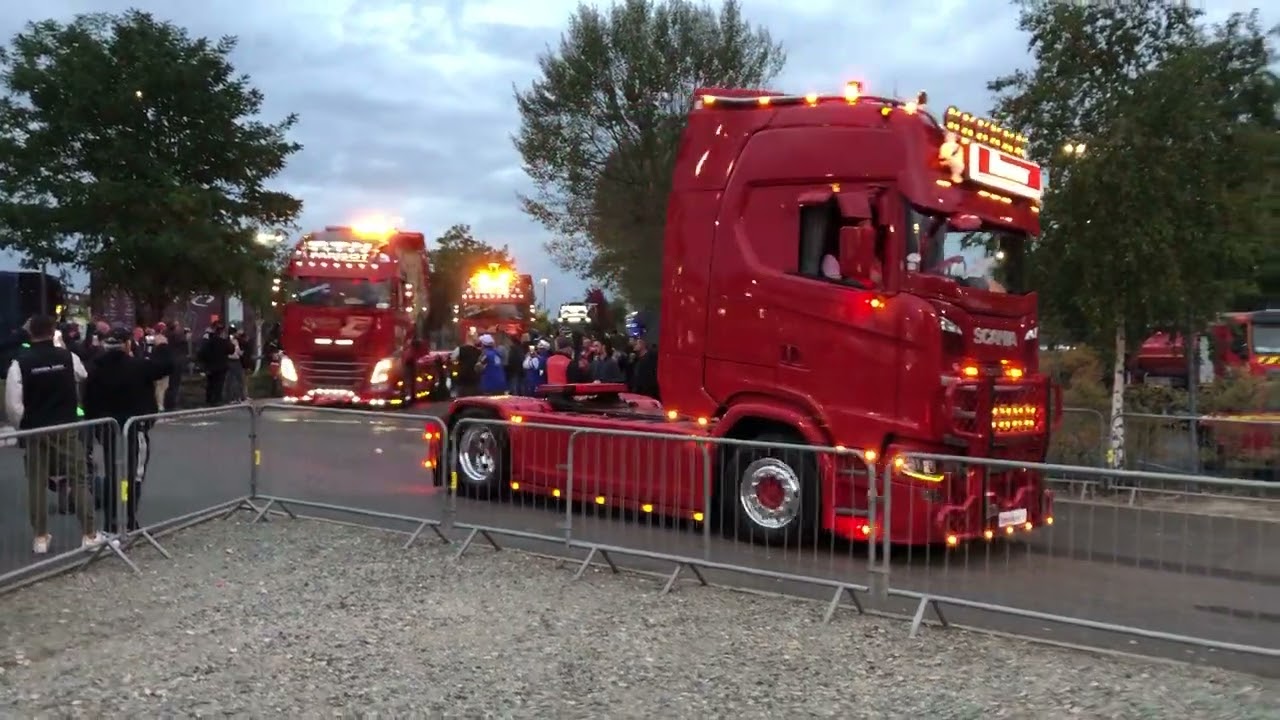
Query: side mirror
838 225 879 284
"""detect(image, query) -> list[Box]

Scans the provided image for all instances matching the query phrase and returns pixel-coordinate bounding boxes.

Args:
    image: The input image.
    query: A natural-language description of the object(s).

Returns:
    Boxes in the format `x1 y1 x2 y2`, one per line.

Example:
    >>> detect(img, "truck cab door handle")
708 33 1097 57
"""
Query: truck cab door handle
782 345 799 364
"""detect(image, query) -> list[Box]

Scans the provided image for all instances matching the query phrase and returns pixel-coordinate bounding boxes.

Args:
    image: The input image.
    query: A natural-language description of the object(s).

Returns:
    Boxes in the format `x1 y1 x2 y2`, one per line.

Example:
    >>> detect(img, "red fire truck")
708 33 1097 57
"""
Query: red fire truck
276 220 434 407
439 85 1056 546
452 264 537 340
1131 309 1280 386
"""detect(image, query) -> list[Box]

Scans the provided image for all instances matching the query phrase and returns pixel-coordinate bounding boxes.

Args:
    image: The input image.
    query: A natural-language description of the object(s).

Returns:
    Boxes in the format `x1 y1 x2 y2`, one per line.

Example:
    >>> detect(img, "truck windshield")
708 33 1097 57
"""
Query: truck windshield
288 277 393 309
460 303 528 322
909 208 1029 295
1253 324 1280 354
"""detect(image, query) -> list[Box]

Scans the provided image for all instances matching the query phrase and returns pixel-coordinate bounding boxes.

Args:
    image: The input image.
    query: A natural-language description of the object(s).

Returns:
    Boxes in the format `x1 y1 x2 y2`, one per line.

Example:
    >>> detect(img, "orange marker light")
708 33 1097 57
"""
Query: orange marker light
844 81 862 103
961 365 980 378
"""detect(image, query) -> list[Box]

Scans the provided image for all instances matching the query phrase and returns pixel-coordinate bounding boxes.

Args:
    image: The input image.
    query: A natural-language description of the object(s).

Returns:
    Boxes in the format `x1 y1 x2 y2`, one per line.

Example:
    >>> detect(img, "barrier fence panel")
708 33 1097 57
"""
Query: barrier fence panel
254 403 448 544
1048 407 1106 467
0 417 130 590
117 404 258 554
884 452 1280 660
1121 412 1280 483
446 415 879 607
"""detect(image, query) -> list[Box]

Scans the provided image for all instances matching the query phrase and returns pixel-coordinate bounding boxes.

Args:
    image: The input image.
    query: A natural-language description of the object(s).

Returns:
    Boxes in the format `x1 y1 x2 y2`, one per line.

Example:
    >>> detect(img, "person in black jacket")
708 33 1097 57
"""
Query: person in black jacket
628 338 659 400
198 323 234 406
452 338 481 398
83 326 173 534
4 315 102 553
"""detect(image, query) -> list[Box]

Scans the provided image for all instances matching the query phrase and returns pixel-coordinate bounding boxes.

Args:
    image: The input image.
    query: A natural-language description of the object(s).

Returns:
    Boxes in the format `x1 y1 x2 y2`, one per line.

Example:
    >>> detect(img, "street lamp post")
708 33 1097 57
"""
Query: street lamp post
539 278 549 312
253 231 284 371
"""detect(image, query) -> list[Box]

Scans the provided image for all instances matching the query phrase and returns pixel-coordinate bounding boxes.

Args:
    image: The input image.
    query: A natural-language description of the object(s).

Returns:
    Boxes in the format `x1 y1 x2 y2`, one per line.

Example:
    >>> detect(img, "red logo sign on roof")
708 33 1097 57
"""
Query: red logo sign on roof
965 144 1043 201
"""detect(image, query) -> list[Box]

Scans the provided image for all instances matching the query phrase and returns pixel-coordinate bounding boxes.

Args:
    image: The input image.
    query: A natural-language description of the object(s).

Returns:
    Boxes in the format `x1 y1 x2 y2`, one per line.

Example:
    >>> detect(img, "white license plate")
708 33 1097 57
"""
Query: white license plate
997 508 1028 528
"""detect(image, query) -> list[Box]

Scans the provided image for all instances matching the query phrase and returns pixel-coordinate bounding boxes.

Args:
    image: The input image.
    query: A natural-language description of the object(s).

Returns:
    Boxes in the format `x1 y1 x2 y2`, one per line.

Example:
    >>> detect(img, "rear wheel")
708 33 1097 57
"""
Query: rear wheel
718 432 818 546
451 410 509 499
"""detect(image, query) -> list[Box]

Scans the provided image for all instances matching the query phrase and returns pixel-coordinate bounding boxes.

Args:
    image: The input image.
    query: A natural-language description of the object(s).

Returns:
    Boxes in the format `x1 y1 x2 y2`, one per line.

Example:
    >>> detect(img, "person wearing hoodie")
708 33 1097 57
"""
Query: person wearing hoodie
476 334 507 395
83 326 173 534
521 339 551 395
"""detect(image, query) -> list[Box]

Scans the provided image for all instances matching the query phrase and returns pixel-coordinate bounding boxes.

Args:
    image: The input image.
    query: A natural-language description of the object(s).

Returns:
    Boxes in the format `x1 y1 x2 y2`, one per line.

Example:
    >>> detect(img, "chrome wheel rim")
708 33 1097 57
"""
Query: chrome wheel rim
738 458 802 530
458 426 498 484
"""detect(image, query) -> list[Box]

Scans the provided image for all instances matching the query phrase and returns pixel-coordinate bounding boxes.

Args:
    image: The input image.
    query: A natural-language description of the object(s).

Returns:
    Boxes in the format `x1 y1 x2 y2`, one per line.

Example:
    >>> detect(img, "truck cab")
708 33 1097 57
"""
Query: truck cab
452 266 536 341
276 222 432 407
1132 309 1280 385
445 84 1055 546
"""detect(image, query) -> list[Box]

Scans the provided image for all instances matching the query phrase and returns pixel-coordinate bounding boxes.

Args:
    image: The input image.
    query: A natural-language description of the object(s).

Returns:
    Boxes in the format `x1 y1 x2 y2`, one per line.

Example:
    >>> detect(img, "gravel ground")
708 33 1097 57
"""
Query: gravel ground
0 520 1277 719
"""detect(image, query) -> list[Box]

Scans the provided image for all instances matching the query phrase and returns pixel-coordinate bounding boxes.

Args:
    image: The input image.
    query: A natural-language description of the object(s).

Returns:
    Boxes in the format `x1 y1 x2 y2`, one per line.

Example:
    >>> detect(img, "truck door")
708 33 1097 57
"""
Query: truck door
770 190 899 445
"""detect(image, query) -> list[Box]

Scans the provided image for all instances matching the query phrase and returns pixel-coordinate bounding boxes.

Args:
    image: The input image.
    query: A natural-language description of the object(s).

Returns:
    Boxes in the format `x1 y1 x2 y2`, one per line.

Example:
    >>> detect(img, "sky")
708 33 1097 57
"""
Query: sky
1 0 1273 309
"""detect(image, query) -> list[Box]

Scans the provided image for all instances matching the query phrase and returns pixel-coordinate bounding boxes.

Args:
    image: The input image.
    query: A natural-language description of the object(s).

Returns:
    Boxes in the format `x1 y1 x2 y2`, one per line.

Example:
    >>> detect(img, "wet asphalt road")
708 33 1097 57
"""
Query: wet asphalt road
1 402 1276 677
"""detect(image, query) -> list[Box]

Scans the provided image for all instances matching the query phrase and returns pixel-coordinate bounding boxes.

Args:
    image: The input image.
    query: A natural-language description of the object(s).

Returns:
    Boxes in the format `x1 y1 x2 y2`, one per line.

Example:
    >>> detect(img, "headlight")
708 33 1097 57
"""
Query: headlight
895 455 944 482
279 355 298 384
1024 326 1039 341
940 316 962 335
370 358 395 385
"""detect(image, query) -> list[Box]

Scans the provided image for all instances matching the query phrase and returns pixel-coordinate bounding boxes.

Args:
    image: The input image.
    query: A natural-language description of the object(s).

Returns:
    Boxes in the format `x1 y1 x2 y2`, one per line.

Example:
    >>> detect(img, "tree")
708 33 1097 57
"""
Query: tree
1231 128 1280 310
0 11 302 322
426 224 514 334
989 2 1278 469
514 0 785 310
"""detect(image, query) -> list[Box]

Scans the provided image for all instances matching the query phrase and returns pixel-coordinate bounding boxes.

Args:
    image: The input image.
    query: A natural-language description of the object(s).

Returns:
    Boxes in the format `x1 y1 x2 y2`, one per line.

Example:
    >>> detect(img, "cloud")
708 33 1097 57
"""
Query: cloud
1 0 1276 310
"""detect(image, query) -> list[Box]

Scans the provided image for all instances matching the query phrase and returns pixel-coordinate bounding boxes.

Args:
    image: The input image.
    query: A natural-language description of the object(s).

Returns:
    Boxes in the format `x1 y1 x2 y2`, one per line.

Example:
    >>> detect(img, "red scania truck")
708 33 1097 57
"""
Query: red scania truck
276 221 434 407
441 84 1056 546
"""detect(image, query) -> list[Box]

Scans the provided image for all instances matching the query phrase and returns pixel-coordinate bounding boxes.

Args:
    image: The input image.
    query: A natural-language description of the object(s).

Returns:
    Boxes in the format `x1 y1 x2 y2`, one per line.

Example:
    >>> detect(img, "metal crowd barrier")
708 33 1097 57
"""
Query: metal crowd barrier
249 403 450 548
0 404 258 593
1046 409 1280 500
7 400 1277 668
888 452 1280 659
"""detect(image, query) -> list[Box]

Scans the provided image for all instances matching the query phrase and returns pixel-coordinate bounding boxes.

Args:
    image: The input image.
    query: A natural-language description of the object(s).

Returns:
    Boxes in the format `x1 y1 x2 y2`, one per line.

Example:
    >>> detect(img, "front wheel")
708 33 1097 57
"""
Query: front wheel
450 411 509 499
718 433 818 546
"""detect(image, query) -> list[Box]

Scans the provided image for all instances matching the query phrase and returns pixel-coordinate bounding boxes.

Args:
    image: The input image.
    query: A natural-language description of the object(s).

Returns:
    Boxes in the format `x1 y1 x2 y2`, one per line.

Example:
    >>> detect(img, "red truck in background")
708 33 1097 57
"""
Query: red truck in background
276 221 434 407
1131 309 1280 386
452 264 537 340
440 84 1057 547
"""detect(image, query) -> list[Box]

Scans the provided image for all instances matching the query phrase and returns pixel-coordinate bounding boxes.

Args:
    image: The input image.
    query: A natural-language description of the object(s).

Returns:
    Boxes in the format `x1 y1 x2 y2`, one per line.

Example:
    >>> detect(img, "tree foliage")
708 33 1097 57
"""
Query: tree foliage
426 223 514 332
0 11 302 321
989 2 1278 345
513 0 785 310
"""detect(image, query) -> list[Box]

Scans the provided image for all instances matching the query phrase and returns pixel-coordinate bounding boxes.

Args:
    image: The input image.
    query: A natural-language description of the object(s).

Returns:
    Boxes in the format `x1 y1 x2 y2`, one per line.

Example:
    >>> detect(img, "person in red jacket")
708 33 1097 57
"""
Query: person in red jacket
544 337 575 385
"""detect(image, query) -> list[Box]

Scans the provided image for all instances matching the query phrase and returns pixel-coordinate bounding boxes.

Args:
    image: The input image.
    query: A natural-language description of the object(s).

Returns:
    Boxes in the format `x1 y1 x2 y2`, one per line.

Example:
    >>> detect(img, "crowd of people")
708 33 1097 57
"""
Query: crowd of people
1 314 256 556
448 329 659 399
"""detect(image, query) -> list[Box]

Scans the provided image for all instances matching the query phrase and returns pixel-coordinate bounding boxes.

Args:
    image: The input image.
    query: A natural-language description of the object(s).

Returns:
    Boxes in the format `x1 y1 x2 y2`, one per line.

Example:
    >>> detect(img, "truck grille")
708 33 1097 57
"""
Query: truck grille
296 357 368 390
949 379 1049 439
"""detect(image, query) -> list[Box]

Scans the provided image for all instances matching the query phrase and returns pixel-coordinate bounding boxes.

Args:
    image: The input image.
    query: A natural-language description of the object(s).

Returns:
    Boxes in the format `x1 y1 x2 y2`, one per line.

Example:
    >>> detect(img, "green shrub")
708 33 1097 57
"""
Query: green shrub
1043 346 1278 468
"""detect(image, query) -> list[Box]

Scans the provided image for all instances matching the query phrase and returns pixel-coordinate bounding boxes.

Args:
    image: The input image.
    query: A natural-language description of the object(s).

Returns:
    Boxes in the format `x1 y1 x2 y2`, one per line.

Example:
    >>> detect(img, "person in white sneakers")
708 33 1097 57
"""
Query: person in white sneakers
5 314 107 553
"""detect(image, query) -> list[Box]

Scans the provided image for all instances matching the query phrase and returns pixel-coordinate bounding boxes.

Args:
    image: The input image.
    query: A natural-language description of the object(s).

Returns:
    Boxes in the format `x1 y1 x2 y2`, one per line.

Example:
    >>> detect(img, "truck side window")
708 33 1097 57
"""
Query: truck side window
1229 322 1248 358
798 200 838 278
